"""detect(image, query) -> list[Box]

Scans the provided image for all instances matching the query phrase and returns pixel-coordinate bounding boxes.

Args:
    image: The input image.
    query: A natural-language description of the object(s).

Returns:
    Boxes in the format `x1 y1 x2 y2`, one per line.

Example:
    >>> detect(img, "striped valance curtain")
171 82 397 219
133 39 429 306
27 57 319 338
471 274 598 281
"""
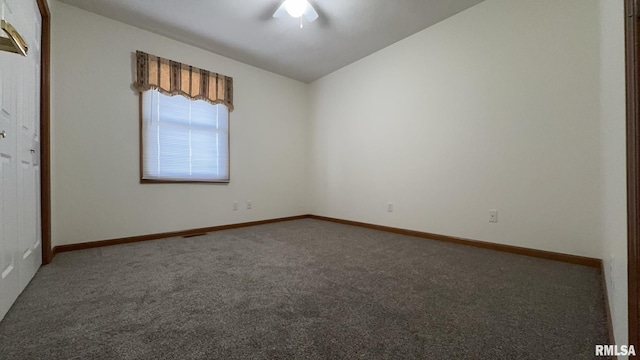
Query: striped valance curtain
135 51 234 111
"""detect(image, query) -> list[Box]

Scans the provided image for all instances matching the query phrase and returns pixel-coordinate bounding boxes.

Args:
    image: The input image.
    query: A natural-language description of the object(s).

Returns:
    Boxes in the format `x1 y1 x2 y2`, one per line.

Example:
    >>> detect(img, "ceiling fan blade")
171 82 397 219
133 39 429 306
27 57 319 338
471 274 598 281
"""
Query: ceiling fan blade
303 4 319 22
273 2 287 18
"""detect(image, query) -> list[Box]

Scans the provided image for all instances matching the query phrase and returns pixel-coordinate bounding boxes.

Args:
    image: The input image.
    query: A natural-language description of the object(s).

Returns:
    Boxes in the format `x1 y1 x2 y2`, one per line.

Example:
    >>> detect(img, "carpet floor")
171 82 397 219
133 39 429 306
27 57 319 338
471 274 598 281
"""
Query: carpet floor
0 219 608 359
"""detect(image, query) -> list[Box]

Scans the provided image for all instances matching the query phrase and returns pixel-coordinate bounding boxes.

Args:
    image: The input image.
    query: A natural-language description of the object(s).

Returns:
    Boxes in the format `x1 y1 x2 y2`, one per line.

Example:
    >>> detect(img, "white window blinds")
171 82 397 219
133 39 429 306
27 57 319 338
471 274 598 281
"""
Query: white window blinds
141 89 229 182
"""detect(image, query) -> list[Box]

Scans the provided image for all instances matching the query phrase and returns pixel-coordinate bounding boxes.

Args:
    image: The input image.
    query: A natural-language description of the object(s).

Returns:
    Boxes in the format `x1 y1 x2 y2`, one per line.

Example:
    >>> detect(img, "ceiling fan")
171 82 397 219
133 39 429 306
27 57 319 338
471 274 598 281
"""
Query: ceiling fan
273 0 319 28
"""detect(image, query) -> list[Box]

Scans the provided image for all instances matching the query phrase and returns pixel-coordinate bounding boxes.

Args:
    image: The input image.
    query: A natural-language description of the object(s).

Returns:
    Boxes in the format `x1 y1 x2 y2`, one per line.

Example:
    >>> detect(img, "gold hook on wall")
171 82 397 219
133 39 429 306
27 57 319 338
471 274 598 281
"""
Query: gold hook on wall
0 20 27 56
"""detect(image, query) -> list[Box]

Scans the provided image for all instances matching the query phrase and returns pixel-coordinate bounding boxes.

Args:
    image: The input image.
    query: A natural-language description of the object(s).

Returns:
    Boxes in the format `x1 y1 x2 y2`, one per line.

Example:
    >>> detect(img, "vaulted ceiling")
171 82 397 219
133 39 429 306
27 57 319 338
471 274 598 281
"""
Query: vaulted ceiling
57 0 484 83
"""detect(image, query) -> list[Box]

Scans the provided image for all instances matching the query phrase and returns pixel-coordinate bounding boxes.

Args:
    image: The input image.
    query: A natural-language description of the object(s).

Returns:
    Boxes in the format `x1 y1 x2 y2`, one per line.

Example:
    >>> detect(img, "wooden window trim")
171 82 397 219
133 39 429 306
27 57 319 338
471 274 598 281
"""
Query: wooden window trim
138 93 231 184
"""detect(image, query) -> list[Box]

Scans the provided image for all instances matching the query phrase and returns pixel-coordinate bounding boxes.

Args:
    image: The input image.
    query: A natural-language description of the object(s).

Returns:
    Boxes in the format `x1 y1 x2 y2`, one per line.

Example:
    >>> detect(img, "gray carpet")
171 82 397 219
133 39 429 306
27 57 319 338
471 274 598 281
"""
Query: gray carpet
0 219 608 359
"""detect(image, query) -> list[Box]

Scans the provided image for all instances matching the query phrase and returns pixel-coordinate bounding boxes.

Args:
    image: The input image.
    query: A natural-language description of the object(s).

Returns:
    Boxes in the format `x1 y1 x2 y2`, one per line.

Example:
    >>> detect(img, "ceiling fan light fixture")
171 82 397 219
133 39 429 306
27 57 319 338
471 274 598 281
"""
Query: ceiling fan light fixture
273 0 318 25
284 0 308 18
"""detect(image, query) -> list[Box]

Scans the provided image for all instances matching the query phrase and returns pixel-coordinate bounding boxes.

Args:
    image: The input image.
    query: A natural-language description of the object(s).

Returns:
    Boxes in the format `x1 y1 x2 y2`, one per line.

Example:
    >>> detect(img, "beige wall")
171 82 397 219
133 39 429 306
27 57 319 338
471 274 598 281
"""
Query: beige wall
50 1 311 246
599 0 628 349
310 0 602 258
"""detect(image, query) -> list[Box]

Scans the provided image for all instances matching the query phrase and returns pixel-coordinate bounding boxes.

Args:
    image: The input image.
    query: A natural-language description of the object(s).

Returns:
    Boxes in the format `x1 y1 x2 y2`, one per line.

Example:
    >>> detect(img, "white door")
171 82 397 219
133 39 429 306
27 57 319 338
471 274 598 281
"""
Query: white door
0 0 42 321
0 25 20 322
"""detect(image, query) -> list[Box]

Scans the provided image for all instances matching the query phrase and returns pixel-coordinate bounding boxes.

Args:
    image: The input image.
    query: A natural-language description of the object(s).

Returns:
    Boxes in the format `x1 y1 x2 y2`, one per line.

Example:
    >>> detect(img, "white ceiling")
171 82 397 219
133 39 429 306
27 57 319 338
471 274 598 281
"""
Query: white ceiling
57 0 484 83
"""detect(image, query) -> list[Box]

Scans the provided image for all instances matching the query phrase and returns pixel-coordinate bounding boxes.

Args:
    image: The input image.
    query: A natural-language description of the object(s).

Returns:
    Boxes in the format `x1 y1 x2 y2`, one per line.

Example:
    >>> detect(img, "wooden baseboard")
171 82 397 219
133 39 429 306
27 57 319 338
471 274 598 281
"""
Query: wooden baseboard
52 214 602 269
308 215 602 268
601 262 617 358
51 215 310 256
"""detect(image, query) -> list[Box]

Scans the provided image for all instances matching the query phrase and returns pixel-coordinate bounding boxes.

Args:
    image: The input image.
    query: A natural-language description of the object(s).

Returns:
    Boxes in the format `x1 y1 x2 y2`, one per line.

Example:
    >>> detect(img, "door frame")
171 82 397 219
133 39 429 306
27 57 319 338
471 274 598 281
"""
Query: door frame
35 0 51 264
626 0 640 349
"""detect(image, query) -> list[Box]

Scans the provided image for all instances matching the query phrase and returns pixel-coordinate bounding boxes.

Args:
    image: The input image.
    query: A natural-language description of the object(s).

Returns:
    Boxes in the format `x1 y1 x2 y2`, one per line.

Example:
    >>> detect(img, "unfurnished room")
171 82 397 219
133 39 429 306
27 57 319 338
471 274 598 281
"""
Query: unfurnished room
0 0 636 359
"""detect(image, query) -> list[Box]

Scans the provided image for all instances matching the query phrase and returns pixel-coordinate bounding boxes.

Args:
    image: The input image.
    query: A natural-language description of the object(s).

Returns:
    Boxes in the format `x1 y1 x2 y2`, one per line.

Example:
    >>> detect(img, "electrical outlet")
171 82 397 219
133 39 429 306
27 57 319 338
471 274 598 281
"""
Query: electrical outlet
489 209 498 223
247 200 252 210
387 202 393 212
233 201 238 211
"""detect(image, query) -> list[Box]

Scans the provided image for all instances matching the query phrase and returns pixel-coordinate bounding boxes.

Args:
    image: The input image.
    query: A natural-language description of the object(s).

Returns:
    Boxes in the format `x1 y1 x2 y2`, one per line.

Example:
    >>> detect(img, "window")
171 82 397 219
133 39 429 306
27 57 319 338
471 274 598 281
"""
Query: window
135 51 233 182
141 89 229 182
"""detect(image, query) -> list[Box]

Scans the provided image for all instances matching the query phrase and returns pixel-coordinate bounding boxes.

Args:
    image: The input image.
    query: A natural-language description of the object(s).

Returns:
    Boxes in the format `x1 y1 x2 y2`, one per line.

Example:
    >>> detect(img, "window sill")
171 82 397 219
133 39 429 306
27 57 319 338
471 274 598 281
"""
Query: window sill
140 178 230 184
